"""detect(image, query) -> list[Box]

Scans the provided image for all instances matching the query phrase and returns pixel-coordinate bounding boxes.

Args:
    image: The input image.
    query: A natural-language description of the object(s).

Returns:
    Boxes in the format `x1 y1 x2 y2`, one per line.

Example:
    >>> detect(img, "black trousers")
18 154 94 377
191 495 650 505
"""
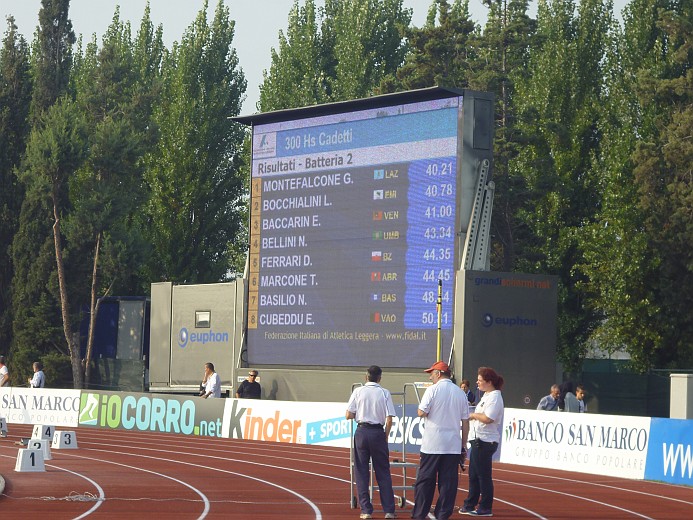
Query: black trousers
463 439 498 512
411 452 459 519
353 425 395 514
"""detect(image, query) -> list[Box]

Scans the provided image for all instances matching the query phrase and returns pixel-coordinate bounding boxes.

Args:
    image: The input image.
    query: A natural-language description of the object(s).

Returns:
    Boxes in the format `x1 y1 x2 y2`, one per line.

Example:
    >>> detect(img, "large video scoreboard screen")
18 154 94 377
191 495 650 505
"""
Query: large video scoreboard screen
247 96 463 368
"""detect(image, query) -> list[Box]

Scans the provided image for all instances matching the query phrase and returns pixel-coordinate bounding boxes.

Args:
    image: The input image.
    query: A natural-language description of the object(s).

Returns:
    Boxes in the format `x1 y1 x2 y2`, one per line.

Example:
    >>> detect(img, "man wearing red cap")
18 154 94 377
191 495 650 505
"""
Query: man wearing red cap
411 361 470 519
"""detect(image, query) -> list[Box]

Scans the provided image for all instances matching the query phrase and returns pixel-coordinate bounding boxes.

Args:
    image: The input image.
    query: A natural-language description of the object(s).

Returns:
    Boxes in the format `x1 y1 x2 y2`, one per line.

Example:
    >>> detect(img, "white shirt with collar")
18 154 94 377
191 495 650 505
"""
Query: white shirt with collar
346 382 396 425
418 378 469 454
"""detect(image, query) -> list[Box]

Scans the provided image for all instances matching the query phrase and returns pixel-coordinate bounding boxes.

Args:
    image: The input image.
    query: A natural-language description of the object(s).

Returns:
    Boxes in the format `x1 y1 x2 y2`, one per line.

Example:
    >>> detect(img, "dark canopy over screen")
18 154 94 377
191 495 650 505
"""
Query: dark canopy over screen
244 91 466 368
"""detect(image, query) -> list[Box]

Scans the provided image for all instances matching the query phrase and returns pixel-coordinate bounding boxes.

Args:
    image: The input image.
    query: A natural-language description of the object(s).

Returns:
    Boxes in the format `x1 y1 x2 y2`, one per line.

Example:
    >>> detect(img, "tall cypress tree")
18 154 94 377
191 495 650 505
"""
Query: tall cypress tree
11 0 76 385
0 18 32 366
473 0 536 271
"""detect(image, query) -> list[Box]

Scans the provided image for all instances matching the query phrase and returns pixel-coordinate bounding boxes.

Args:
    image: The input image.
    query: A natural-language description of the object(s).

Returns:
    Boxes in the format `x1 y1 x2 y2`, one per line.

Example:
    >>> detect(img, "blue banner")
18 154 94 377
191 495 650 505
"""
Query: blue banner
644 417 693 485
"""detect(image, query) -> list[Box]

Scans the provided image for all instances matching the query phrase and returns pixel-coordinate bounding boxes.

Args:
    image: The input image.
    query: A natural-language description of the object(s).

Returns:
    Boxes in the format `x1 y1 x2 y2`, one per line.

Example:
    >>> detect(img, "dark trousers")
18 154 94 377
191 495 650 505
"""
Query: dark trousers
463 440 498 512
354 426 395 514
411 452 459 520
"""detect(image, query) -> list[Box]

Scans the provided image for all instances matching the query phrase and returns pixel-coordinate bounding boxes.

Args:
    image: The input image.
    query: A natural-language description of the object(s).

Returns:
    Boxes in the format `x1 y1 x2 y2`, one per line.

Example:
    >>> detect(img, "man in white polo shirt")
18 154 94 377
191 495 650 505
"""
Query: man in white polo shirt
346 365 396 520
412 361 470 520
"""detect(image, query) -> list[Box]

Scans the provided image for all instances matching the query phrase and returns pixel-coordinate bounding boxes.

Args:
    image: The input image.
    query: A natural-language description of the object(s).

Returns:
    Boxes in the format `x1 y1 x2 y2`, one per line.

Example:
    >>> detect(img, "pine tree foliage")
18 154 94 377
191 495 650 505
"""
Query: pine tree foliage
380 0 476 92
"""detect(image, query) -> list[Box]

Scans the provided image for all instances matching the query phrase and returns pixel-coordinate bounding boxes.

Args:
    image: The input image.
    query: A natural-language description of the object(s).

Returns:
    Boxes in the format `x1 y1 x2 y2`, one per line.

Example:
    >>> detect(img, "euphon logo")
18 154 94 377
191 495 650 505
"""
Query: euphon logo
178 327 229 348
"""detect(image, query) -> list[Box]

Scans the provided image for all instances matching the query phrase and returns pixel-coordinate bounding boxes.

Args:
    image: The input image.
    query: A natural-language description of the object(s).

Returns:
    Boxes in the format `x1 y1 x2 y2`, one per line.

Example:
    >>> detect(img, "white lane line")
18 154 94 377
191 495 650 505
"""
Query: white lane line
0 452 105 517
61 450 322 519
75 438 348 472
48 465 106 519
57 452 210 519
494 478 655 519
499 467 693 505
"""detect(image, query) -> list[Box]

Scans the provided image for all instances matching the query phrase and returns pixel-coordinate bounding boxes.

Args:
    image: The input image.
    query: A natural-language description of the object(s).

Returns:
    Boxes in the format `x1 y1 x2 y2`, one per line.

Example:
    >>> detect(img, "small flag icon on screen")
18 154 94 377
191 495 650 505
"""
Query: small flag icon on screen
373 169 384 180
372 251 382 262
371 272 382 282
372 294 379 301
373 189 383 200
372 231 383 240
373 210 383 220
370 312 381 323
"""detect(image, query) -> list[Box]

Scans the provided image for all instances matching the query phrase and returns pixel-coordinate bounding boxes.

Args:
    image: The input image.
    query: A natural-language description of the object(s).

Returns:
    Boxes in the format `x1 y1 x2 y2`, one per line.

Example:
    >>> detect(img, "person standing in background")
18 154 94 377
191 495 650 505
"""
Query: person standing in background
200 362 221 398
460 379 476 405
0 355 9 387
236 369 261 399
558 381 579 412
412 361 470 520
28 361 45 388
576 384 588 412
346 365 397 520
460 366 505 517
536 384 560 411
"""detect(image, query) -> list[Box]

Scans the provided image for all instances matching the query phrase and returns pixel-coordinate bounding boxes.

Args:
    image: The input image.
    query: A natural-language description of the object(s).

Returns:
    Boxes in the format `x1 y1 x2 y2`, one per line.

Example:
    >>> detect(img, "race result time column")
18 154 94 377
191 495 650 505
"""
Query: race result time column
404 157 457 329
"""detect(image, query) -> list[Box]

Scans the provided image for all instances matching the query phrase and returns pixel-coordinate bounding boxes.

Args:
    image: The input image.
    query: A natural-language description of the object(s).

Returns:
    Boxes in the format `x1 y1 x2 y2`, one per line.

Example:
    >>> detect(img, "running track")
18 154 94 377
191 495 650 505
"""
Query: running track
1 424 691 518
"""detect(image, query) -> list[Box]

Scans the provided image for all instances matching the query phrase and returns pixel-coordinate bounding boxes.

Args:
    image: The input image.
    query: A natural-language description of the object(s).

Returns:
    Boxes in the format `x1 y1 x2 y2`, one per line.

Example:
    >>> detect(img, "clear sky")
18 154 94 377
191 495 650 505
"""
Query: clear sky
1 1 627 115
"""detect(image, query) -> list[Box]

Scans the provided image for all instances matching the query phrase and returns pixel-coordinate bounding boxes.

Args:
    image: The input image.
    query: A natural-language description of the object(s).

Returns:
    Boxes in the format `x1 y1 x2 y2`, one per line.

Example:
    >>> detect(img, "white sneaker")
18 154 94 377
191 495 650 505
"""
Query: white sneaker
385 514 396 519
359 514 372 519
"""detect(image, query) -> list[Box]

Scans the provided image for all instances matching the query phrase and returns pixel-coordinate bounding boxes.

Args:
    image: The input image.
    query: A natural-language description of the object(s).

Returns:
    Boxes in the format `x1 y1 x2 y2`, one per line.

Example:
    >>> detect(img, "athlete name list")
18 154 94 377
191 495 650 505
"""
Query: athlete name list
247 157 457 345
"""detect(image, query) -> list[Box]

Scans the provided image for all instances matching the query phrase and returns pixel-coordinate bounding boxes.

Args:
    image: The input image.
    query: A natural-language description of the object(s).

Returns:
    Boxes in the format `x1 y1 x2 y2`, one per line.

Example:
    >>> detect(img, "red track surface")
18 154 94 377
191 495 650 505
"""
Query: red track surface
1 423 692 518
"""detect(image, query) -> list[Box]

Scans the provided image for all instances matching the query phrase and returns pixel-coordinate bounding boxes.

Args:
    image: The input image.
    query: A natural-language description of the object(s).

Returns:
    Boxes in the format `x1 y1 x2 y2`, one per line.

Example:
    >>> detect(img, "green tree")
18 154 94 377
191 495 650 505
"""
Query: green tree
260 0 411 111
474 0 536 271
259 0 326 110
511 0 615 374
581 0 692 371
380 0 476 92
321 0 411 99
11 0 76 384
21 96 87 387
0 17 32 361
31 0 75 121
143 0 247 283
67 6 163 386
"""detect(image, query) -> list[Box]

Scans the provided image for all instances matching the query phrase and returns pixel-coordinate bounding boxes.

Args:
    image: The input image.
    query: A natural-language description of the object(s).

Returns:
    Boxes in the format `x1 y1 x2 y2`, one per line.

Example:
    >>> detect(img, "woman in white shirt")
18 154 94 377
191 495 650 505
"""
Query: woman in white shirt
460 366 505 517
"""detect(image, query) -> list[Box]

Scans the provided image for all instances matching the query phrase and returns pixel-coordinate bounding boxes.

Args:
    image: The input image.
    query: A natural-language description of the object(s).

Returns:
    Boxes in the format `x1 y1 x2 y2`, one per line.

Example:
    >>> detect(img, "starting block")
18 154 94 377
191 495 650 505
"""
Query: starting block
32 424 54 440
51 430 78 449
27 437 52 460
15 448 45 472
0 416 7 437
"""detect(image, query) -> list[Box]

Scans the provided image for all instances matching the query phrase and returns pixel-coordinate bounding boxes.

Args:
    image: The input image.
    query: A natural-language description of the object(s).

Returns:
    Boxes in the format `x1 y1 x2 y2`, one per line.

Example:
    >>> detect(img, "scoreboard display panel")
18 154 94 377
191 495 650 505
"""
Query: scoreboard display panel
246 95 465 368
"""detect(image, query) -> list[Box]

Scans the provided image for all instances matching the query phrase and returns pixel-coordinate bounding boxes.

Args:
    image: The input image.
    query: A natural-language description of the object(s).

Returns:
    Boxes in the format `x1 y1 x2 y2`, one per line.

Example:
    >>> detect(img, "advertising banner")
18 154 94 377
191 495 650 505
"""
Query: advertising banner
388 404 424 454
224 398 350 446
644 417 693 486
1 388 81 427
78 390 226 437
500 408 651 479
